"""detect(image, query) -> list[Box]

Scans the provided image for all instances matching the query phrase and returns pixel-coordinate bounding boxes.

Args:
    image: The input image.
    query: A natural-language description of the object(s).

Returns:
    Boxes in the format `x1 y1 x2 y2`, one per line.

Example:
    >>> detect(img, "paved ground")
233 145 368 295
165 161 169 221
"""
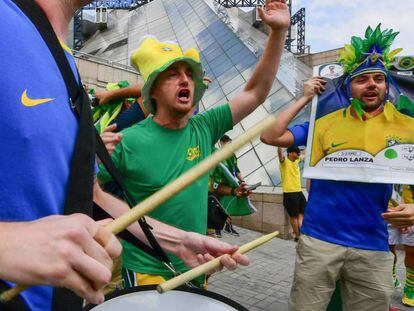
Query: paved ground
209 226 411 311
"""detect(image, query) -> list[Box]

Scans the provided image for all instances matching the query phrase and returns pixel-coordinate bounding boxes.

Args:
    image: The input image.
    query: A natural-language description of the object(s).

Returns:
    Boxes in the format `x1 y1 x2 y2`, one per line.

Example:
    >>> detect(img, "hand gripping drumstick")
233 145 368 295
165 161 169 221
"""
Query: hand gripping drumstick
157 230 279 293
0 114 277 303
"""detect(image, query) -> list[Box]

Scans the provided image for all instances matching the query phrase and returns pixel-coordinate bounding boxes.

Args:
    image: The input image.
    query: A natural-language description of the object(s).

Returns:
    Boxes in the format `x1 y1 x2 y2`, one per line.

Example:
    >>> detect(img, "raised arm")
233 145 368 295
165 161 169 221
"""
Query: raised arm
94 83 143 106
229 0 290 124
277 147 285 162
260 76 325 147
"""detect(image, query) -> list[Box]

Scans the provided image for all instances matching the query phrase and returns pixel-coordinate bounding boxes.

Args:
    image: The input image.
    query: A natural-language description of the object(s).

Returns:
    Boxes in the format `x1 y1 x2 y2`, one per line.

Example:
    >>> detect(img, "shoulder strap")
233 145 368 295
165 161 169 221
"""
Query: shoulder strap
94 138 171 264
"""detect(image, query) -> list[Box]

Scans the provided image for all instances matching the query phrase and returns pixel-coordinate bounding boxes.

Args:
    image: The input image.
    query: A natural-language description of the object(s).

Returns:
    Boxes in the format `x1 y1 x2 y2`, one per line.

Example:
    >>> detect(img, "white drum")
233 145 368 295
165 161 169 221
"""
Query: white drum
84 285 247 311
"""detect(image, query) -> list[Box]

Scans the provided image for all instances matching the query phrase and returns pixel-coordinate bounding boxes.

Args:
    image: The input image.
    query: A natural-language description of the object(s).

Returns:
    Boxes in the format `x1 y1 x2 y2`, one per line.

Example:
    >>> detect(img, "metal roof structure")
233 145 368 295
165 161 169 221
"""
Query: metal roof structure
81 0 311 188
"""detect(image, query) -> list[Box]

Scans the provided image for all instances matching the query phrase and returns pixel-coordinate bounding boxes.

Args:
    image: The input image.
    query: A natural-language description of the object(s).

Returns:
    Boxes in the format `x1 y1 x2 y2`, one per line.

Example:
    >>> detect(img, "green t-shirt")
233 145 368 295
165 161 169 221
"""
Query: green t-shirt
225 154 239 177
98 104 233 276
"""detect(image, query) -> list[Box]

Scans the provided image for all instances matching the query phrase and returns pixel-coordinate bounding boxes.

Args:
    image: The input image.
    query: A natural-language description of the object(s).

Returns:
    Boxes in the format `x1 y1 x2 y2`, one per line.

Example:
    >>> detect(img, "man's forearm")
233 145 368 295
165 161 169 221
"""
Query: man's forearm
93 183 252 271
104 84 142 103
230 28 287 124
144 217 188 254
93 183 150 244
0 222 22 280
214 184 233 196
93 183 190 254
277 147 283 160
236 172 243 182
261 95 310 146
245 29 287 102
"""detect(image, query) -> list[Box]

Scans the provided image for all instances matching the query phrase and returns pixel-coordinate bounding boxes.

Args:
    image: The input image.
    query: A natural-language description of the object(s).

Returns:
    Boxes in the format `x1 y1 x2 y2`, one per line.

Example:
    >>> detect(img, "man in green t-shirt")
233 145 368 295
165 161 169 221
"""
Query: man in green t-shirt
219 135 246 236
208 145 250 238
98 1 290 287
220 135 244 183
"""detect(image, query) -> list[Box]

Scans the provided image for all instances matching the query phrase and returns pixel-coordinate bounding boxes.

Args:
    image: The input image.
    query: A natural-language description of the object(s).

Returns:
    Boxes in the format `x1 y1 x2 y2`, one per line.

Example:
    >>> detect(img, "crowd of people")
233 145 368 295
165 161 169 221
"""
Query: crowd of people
1 0 414 310
1 0 287 309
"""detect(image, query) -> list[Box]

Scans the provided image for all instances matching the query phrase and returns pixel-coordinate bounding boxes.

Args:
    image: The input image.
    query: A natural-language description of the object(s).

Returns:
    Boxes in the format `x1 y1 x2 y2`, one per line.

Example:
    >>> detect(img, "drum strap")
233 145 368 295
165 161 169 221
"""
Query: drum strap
9 0 176 309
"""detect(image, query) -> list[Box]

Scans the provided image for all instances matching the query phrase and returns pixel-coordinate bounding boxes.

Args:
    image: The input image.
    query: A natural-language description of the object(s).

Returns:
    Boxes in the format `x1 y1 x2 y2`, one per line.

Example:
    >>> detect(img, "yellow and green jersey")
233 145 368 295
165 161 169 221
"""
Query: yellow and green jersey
279 158 302 192
225 153 240 177
208 150 240 192
289 122 392 252
402 185 414 204
311 102 414 166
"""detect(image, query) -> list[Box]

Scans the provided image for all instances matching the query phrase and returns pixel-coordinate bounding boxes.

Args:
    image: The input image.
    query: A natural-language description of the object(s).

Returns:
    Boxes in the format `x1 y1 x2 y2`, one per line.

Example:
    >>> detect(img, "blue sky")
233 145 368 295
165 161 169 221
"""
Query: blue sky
291 0 414 55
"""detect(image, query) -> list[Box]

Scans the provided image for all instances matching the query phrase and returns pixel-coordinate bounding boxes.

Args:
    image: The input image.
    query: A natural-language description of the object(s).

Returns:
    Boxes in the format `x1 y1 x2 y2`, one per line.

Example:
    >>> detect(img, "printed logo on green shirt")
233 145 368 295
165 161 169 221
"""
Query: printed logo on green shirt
187 146 201 161
331 142 347 148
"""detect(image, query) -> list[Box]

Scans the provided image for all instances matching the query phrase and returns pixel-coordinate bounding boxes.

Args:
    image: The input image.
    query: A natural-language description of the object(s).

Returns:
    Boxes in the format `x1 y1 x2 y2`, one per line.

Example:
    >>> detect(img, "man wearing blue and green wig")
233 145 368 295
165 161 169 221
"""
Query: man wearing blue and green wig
98 0 291 288
261 24 414 310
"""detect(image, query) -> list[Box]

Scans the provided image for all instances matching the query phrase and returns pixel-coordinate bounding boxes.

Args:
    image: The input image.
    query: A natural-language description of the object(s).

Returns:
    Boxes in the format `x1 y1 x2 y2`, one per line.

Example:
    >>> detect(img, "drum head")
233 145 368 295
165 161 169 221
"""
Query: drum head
84 285 247 311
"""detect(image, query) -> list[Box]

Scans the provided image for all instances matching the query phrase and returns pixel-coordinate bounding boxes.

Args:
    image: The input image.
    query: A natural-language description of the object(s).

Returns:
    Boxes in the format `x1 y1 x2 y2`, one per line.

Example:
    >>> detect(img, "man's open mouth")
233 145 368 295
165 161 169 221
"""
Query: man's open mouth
177 89 190 103
362 91 378 100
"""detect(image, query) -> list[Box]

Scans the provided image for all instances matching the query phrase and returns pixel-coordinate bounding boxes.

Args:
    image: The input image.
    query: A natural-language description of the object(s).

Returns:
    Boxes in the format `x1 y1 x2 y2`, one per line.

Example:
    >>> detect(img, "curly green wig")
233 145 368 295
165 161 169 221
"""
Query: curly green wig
339 24 402 78
336 24 413 118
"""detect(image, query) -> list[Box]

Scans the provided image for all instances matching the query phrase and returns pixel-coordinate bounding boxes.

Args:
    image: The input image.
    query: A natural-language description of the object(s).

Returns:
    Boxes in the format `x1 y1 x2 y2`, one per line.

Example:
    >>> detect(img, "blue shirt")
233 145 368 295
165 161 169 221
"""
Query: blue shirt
289 122 392 251
1 1 79 309
109 102 146 131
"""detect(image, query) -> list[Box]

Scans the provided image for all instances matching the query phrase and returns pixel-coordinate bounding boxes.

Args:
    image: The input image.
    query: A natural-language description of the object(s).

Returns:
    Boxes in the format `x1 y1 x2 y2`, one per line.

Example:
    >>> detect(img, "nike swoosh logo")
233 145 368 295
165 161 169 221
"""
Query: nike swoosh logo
331 142 347 148
21 89 54 107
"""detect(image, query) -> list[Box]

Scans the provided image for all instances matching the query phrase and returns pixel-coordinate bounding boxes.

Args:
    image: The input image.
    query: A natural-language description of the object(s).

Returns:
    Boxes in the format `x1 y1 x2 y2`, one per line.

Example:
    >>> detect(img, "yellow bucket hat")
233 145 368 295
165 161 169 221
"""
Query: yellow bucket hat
131 36 206 114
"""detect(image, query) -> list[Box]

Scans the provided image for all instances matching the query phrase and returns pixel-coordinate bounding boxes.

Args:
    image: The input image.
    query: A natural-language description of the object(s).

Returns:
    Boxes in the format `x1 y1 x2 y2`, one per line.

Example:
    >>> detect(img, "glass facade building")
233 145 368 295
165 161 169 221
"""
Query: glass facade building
81 0 311 188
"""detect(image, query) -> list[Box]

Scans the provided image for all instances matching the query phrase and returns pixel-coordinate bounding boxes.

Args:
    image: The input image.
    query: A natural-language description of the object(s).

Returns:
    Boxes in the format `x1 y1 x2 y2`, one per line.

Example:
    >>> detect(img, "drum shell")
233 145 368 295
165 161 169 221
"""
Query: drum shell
84 285 247 311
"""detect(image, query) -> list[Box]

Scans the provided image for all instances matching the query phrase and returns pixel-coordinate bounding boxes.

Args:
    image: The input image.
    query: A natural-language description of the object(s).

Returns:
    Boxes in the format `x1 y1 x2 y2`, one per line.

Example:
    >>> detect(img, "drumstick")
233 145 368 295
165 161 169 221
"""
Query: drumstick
0 114 277 303
0 285 28 304
389 198 399 208
157 231 279 294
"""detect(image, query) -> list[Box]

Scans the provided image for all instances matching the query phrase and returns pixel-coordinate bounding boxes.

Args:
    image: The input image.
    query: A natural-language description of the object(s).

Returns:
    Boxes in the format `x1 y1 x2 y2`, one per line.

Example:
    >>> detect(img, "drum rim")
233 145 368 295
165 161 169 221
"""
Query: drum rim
84 284 248 311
